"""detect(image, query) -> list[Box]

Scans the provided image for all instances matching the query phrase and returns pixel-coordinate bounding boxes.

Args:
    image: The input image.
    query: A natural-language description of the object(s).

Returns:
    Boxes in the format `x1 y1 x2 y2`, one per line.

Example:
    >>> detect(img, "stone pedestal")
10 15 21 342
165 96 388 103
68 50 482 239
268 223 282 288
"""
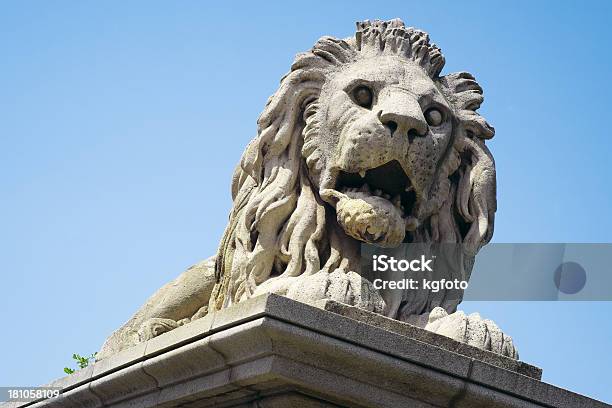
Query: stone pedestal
4 294 608 407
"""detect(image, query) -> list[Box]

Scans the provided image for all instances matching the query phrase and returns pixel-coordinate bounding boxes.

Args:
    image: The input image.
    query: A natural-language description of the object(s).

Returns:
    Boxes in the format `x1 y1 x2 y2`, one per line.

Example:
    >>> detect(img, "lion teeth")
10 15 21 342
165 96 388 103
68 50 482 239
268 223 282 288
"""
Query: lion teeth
359 170 366 178
360 183 371 193
374 189 382 196
405 185 414 193
392 195 401 208
405 217 419 231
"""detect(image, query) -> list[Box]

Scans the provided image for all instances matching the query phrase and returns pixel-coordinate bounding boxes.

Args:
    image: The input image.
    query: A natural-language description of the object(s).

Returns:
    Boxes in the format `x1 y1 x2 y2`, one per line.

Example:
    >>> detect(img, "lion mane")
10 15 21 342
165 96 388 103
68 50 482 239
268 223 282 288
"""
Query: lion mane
210 19 496 315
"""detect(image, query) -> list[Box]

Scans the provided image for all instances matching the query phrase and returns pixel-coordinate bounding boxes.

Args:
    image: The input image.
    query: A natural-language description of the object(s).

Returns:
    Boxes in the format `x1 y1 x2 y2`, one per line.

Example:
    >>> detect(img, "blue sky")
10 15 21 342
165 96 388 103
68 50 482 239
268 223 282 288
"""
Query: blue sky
1 0 611 403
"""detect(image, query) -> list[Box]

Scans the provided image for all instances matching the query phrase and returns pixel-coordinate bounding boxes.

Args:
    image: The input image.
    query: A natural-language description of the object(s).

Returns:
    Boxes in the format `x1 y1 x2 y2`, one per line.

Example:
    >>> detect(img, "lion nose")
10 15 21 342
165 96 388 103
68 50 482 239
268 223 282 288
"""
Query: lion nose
379 109 428 141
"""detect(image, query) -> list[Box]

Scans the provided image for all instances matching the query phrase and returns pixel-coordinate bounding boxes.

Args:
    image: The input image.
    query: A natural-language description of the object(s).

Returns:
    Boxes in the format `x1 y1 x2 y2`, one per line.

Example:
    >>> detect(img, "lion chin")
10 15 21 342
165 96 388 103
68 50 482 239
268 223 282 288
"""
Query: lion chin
98 19 518 361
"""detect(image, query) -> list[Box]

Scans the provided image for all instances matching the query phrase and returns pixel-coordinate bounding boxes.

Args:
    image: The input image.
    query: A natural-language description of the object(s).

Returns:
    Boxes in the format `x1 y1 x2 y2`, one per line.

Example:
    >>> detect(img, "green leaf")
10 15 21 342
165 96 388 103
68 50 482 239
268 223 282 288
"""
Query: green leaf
66 351 96 372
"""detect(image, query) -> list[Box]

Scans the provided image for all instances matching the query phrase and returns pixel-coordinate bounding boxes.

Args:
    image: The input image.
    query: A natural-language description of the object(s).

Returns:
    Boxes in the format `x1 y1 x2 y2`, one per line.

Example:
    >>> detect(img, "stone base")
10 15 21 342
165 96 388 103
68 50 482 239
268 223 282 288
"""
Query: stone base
5 294 608 408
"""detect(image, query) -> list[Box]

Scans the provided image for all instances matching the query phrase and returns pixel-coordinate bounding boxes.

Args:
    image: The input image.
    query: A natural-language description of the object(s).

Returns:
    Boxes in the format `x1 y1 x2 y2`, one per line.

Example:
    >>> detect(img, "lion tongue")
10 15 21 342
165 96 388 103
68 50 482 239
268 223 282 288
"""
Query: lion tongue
321 187 405 219
321 188 406 247
346 187 403 211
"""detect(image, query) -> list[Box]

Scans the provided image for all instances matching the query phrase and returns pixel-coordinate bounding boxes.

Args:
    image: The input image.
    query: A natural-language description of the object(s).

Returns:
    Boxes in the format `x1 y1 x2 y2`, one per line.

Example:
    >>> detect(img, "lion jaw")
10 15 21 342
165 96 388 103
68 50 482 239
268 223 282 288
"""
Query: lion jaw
327 190 407 247
320 161 420 248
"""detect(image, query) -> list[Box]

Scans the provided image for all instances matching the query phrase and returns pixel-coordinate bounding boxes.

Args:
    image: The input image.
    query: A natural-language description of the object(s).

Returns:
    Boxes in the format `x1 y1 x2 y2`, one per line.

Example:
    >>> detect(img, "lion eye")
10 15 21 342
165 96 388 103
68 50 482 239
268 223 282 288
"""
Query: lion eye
424 108 443 126
352 85 373 109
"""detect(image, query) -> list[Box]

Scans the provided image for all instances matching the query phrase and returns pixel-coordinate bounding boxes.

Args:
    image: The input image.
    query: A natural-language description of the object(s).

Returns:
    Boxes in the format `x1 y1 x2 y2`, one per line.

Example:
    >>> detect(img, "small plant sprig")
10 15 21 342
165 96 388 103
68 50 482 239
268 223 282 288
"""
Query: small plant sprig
64 352 97 375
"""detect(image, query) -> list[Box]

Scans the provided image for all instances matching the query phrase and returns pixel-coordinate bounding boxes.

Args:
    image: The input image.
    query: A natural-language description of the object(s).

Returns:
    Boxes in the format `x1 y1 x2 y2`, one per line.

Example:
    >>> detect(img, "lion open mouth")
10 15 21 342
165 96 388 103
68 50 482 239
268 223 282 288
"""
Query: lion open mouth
335 160 417 219
321 160 418 247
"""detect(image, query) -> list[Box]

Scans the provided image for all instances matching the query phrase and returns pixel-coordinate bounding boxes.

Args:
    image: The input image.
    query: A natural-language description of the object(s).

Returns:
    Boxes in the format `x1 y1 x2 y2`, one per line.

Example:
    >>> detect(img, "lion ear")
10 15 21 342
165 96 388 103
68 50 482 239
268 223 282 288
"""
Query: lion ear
440 72 497 255
439 72 494 140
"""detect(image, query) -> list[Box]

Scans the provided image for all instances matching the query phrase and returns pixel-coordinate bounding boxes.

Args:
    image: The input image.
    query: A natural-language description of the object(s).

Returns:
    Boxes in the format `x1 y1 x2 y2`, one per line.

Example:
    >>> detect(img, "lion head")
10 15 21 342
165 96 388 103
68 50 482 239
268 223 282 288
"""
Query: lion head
210 19 496 320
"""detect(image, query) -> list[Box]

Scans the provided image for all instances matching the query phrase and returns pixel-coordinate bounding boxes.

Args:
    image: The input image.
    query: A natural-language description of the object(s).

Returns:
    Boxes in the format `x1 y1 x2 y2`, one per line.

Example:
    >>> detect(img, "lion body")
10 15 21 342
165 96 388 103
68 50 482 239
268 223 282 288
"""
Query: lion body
99 19 518 360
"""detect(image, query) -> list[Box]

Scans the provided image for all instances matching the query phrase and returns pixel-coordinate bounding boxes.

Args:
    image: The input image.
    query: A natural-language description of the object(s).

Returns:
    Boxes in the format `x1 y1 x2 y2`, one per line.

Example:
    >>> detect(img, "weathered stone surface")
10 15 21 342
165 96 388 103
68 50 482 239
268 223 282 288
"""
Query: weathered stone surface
4 295 608 408
98 18 514 362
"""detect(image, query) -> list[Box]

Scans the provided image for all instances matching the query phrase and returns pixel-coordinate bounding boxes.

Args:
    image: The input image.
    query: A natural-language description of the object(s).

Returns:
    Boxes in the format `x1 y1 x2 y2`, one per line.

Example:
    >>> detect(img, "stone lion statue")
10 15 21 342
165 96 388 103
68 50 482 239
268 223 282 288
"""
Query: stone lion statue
99 19 517 360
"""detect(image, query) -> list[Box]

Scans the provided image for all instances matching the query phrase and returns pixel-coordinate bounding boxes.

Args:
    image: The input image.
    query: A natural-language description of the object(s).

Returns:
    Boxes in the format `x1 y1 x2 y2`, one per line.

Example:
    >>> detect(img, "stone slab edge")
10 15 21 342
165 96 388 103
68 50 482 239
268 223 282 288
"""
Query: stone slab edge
317 299 542 379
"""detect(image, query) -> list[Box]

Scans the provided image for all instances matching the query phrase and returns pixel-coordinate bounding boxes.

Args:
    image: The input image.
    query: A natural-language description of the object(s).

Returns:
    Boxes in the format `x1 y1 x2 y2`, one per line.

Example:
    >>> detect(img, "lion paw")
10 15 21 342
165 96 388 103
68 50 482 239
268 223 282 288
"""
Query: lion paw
286 269 386 314
424 307 518 359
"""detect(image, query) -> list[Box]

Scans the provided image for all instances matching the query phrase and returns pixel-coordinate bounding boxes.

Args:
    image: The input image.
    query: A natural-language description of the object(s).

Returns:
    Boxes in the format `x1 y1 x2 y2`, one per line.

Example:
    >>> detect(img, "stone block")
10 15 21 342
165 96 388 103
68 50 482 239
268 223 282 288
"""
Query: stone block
2 294 609 408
